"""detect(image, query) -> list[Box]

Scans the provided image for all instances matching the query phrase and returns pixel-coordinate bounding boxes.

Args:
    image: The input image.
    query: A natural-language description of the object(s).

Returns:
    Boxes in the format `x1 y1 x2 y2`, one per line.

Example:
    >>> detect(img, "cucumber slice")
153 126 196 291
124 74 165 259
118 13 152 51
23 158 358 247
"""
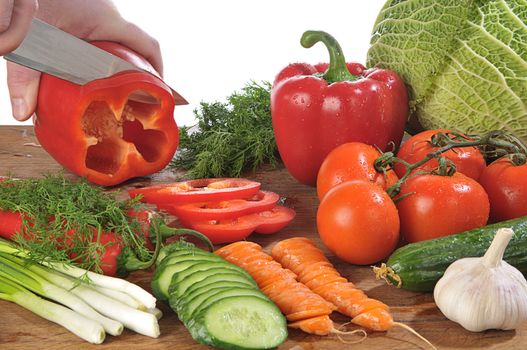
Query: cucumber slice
173 282 255 321
151 260 204 301
184 272 256 297
157 243 216 265
170 261 254 294
160 253 224 270
188 296 287 350
157 244 197 264
169 267 255 301
189 287 268 322
153 254 227 301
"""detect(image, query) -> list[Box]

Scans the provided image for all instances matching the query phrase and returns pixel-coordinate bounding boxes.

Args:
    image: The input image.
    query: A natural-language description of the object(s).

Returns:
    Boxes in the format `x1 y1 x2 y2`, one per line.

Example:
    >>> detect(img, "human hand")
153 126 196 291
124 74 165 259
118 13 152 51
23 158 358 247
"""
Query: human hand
0 0 37 56
6 0 163 121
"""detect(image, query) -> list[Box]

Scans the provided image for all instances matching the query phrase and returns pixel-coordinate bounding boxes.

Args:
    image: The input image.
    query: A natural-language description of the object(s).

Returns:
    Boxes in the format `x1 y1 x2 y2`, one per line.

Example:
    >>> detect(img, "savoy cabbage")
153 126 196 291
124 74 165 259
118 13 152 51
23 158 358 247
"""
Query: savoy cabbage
367 0 527 143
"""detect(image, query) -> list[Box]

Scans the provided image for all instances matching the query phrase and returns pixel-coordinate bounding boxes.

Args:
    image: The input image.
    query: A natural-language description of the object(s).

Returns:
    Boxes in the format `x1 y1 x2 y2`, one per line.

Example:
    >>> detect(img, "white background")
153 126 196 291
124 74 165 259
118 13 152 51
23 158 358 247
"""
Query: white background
0 0 386 126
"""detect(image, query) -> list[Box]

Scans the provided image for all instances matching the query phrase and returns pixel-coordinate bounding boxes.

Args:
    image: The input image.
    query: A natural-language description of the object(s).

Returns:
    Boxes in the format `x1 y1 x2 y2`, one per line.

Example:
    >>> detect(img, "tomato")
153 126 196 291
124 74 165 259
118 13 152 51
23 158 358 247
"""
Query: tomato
316 181 400 265
127 178 261 205
161 191 280 221
478 157 527 222
182 206 296 244
394 129 486 180
316 142 399 200
396 172 489 243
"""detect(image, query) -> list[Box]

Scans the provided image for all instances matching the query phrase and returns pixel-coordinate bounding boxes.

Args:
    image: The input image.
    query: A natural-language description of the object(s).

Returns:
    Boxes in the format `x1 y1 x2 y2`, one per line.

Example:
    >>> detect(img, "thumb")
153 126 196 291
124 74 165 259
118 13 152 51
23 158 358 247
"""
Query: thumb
6 61 40 121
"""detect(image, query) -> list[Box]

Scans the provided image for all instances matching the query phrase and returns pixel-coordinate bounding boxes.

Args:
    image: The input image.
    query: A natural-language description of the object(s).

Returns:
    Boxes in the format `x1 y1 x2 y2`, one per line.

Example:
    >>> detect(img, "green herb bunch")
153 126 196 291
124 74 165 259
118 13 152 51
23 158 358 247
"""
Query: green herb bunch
172 81 281 178
0 175 148 273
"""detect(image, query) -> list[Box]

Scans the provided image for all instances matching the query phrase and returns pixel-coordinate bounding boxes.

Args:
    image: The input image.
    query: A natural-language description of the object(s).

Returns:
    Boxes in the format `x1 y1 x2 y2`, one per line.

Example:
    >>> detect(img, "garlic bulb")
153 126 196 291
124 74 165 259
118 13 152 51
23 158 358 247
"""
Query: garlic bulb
434 228 527 332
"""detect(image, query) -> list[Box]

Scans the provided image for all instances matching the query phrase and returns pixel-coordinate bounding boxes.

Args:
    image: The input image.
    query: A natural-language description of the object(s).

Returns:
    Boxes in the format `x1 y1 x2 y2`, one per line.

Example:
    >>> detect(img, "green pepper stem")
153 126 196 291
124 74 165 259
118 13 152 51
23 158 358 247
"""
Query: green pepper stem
157 225 214 252
119 218 164 275
300 30 357 83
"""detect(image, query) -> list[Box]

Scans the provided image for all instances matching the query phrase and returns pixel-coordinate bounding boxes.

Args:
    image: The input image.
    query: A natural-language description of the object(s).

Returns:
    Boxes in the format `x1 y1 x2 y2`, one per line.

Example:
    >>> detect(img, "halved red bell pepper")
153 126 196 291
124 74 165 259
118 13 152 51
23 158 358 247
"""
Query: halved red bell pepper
180 206 296 244
35 41 179 186
128 178 261 206
161 191 280 221
271 30 408 186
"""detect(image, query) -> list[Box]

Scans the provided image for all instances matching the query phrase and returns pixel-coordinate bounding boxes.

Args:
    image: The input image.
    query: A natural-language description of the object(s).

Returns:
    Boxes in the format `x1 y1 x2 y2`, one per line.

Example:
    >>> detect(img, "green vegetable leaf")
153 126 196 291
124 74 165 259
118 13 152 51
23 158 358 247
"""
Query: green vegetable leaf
0 175 148 273
367 0 527 143
171 81 280 178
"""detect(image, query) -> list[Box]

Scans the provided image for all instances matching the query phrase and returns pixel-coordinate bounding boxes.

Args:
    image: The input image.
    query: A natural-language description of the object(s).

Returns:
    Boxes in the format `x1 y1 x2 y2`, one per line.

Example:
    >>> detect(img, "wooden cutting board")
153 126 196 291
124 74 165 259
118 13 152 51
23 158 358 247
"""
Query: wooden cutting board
0 126 525 350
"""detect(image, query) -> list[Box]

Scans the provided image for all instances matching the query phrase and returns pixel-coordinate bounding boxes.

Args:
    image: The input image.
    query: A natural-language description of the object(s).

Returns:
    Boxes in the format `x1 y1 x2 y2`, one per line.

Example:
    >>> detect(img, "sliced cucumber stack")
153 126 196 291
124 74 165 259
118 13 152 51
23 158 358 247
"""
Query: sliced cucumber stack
152 243 287 350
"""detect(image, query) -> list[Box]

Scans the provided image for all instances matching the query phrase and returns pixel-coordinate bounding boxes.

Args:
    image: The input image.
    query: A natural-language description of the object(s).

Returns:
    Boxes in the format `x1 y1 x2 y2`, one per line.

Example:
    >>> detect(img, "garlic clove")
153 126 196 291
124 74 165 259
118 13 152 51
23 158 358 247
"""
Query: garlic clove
434 228 527 332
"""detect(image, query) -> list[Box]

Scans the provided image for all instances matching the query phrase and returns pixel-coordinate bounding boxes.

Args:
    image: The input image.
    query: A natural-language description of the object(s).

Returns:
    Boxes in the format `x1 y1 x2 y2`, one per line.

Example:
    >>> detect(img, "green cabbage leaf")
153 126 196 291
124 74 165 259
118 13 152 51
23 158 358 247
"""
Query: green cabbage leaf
367 0 527 142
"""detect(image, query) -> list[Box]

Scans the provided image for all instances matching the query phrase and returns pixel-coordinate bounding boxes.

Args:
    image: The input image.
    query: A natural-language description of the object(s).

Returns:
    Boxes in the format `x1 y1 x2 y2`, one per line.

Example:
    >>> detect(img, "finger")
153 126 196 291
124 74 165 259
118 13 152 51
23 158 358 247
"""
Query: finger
0 0 15 32
6 61 40 121
0 0 38 55
93 21 164 77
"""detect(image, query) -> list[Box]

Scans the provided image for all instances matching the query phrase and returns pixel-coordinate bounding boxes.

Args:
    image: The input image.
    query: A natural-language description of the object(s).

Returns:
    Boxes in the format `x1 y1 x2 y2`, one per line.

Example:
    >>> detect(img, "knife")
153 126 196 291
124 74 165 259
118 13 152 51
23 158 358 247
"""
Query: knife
4 19 188 105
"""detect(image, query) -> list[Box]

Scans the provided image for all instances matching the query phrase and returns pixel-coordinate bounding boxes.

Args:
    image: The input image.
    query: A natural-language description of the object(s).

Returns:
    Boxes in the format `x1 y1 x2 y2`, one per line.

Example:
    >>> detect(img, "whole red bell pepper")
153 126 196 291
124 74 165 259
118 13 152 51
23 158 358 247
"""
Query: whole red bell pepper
35 41 179 186
271 30 408 186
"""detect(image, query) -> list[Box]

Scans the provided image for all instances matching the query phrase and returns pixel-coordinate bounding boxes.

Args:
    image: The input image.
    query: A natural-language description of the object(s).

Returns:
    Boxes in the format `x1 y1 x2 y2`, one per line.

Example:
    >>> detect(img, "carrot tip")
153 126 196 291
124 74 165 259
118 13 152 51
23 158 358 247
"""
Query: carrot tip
372 263 402 288
331 322 368 344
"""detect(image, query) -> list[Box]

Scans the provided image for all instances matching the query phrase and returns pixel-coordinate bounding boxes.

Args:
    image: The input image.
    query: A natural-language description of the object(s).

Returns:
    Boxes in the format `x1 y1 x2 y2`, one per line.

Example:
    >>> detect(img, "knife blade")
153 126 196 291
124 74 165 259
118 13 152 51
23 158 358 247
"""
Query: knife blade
4 19 188 105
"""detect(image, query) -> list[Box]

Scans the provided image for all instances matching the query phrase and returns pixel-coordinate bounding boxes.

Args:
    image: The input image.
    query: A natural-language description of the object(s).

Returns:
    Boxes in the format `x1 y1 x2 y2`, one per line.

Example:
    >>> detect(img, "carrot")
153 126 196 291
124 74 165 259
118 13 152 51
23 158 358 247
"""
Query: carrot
215 241 364 341
271 237 436 349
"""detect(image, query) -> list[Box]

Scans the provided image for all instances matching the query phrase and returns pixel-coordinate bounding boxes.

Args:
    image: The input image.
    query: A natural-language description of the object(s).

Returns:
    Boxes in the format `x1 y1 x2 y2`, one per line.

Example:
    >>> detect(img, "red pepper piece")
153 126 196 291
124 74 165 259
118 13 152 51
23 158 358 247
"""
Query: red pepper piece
0 208 213 276
128 178 261 206
271 30 408 186
160 191 280 221
35 41 179 186
0 210 23 240
181 206 296 244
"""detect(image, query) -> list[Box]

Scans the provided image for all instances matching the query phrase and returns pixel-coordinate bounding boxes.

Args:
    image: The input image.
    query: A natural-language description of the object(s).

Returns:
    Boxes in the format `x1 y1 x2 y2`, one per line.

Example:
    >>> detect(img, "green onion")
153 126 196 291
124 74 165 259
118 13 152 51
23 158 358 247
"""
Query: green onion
0 238 156 309
19 255 159 337
0 239 161 342
0 275 106 344
0 253 124 336
90 285 145 310
47 261 157 309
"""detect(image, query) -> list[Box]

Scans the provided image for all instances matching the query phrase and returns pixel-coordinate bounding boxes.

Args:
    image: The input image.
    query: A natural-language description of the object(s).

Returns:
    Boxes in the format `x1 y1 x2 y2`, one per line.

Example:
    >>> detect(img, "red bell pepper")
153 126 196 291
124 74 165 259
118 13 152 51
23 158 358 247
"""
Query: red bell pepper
271 30 408 186
180 206 296 244
160 191 280 221
0 208 212 276
35 41 179 186
128 178 261 206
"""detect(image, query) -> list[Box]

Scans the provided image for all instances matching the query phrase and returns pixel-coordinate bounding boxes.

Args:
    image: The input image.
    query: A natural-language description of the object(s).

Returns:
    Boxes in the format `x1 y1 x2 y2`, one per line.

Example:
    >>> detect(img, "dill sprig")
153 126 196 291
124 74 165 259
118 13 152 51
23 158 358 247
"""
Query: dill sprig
172 80 280 178
0 174 149 273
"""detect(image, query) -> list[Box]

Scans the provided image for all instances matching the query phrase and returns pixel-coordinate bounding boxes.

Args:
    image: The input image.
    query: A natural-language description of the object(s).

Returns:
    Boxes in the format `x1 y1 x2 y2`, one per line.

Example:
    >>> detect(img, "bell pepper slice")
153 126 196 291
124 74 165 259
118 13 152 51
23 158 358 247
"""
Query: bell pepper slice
181 206 296 244
160 191 280 221
128 178 261 206
35 41 179 186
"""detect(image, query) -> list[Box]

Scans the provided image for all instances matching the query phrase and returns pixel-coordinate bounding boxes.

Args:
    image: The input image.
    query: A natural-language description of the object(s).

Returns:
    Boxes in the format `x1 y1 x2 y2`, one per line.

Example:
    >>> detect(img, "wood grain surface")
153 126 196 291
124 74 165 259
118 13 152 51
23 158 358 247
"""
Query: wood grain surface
0 125 525 350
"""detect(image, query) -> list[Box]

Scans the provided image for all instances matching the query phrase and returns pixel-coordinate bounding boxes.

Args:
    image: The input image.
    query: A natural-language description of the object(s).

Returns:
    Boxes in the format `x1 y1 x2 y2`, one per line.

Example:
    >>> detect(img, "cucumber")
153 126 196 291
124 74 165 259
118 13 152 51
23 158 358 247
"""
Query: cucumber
157 241 212 265
170 261 254 292
169 267 256 301
174 283 257 321
187 296 288 350
190 288 268 321
161 252 224 268
151 260 198 300
151 243 288 350
377 216 527 292
184 272 256 296
152 254 227 300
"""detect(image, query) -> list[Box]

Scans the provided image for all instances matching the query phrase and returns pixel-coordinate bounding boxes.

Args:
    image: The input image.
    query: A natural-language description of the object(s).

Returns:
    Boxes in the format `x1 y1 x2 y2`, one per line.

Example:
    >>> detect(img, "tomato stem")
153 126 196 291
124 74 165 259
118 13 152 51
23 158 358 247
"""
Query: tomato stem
375 130 527 198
